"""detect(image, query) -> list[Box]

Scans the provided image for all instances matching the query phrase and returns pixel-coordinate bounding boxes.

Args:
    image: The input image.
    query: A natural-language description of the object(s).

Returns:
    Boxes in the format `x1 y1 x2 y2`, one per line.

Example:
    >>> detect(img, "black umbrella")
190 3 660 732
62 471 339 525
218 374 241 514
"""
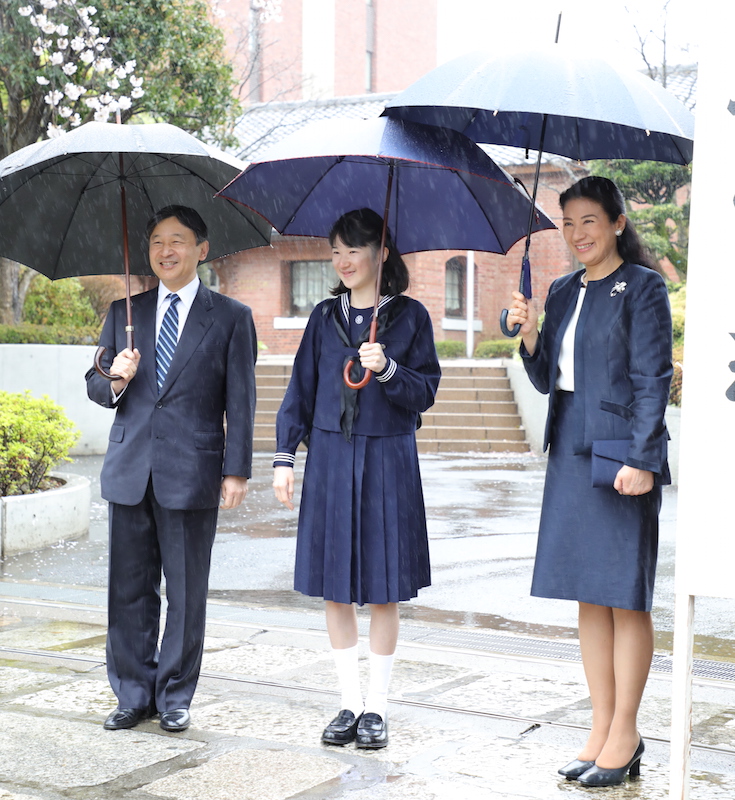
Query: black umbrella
0 121 271 376
383 42 695 335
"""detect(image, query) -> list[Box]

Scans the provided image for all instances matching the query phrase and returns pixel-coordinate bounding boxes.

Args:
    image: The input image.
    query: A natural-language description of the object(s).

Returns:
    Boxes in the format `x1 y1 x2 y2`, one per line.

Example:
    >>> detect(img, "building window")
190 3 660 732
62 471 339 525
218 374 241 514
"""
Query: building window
290 260 333 316
445 256 466 318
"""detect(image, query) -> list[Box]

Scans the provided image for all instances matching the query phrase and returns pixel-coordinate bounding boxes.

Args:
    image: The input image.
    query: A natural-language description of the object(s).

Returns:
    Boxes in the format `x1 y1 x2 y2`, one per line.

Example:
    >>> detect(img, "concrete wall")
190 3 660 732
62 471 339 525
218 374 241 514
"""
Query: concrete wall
0 471 90 558
505 358 681 486
0 344 112 455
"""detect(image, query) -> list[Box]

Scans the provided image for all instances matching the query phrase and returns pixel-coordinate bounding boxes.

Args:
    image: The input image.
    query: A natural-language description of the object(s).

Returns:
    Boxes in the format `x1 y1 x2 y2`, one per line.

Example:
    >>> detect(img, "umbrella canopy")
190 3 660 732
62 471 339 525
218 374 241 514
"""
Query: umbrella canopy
383 44 695 164
383 44 695 335
219 116 555 387
217 116 555 256
0 121 271 279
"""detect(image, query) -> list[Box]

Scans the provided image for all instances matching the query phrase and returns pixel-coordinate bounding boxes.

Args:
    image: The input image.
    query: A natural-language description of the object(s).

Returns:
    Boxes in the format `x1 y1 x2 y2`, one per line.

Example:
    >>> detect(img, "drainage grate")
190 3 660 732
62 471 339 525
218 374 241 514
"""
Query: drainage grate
397 623 735 683
205 605 735 684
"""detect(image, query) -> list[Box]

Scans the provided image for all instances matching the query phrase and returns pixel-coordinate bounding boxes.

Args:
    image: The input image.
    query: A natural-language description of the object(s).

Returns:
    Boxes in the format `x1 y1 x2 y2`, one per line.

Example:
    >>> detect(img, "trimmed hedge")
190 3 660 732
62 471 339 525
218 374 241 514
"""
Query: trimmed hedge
0 323 102 345
434 340 466 358
473 339 517 359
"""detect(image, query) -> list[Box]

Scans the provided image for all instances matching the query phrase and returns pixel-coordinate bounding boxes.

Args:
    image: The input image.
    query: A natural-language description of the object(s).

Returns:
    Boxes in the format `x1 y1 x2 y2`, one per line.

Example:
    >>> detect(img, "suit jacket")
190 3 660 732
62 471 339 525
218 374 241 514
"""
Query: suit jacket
521 262 672 478
86 284 257 509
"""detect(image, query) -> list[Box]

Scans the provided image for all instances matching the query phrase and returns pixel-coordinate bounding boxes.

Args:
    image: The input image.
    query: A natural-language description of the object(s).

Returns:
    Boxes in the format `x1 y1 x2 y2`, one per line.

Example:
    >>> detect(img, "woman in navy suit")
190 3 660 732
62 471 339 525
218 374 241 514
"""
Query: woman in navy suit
508 177 672 787
273 208 440 749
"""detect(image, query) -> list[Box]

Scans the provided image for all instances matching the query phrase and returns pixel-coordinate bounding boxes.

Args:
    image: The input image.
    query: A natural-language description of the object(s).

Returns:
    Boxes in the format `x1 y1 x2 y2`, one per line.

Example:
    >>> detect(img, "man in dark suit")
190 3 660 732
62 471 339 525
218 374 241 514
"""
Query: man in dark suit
86 205 257 733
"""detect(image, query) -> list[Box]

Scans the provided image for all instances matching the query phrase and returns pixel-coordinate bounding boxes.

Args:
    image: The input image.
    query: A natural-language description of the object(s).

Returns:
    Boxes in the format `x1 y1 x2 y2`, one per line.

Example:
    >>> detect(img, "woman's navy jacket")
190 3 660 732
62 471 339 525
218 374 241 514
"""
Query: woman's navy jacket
521 262 673 478
275 293 441 465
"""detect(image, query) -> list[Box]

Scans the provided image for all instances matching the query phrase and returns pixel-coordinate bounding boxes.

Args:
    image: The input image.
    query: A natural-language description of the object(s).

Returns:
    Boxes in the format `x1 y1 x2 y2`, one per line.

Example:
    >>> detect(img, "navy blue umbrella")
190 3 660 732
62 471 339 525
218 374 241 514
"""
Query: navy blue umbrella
383 44 695 335
219 116 555 386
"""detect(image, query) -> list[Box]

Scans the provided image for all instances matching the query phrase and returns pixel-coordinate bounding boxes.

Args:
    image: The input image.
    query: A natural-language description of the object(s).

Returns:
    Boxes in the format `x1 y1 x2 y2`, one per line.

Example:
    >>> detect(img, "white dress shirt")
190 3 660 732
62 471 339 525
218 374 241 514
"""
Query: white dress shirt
556 283 586 391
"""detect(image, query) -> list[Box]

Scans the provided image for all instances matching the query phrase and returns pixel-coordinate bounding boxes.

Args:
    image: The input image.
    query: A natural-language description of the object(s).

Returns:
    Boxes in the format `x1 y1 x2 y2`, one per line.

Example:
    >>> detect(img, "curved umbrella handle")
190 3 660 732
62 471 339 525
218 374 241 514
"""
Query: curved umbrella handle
499 308 521 338
94 346 122 382
343 358 373 389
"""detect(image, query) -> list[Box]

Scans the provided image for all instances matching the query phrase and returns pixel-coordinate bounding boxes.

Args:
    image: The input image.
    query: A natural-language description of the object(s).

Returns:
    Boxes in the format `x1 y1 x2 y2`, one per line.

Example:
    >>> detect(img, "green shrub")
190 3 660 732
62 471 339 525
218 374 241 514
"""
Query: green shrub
0 391 79 496
474 339 517 359
670 344 684 407
24 276 100 327
669 283 686 350
0 323 101 344
435 340 466 358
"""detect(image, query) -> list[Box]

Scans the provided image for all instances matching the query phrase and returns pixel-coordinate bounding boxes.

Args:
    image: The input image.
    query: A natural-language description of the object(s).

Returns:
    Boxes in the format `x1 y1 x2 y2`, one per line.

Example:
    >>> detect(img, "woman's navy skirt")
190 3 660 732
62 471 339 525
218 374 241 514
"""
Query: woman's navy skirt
531 391 660 611
294 427 431 606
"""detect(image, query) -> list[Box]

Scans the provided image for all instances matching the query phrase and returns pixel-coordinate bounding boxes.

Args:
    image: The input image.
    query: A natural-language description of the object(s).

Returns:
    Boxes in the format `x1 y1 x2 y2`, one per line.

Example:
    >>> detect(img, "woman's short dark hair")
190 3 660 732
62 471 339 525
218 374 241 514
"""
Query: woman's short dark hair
328 208 409 296
146 205 208 245
559 176 657 271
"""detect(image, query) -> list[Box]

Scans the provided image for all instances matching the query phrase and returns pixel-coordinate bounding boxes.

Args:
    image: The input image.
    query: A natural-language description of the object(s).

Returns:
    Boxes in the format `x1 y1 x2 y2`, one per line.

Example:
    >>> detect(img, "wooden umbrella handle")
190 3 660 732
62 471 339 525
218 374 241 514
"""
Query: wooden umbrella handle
95 144 135 380
343 318 377 389
93 325 134 381
342 166 393 391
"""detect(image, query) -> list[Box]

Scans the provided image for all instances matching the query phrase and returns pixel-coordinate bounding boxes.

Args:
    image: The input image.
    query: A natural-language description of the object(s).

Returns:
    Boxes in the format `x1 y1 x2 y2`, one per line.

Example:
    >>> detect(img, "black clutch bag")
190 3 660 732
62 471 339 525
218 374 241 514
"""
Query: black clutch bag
591 439 631 488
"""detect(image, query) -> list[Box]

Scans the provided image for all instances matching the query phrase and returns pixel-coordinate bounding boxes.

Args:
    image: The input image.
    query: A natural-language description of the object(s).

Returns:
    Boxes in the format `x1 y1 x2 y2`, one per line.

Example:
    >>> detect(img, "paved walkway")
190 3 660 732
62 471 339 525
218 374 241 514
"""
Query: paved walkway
2 581 735 800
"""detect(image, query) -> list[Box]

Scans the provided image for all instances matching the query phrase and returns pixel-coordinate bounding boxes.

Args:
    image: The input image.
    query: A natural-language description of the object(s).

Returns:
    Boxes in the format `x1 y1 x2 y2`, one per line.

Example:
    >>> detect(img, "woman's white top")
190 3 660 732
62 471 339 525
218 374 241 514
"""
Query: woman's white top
555 283 586 391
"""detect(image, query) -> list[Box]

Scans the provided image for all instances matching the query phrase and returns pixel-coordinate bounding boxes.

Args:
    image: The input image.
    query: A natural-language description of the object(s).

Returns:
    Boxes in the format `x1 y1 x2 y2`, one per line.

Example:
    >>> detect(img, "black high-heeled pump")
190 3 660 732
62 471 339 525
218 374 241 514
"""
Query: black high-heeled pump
558 759 595 780
577 738 645 787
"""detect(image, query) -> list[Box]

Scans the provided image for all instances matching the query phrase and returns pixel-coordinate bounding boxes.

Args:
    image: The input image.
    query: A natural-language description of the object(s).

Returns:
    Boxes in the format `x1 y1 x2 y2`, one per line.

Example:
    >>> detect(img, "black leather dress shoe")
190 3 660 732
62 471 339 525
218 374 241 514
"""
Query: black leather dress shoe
103 705 155 730
558 759 595 780
160 708 191 732
355 712 388 749
321 709 361 745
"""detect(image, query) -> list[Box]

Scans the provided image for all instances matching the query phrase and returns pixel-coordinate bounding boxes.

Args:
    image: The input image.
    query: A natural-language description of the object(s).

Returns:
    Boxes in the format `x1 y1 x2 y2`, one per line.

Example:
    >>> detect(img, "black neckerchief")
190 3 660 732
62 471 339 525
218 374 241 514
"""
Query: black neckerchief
323 293 407 441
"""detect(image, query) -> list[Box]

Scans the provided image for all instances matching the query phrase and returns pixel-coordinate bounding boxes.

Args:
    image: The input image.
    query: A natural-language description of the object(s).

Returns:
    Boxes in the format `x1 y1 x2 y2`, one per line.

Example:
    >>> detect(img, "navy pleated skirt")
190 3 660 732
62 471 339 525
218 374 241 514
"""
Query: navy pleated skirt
294 427 431 606
531 391 660 611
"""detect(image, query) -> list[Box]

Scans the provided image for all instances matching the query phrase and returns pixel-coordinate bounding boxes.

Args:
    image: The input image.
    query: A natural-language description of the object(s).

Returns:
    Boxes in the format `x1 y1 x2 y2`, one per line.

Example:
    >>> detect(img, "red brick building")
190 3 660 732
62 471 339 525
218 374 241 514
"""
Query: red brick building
211 2 686 355
219 0 438 103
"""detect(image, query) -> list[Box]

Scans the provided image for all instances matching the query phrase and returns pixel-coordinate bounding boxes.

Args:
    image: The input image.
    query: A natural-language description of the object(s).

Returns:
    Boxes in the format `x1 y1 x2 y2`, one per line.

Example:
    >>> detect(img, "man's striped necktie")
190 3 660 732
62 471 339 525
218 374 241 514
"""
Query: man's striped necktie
156 293 180 393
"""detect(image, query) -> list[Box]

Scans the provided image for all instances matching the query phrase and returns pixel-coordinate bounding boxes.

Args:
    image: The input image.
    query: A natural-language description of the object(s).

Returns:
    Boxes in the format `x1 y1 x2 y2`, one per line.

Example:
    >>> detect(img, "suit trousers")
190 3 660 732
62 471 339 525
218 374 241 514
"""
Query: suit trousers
106 479 218 712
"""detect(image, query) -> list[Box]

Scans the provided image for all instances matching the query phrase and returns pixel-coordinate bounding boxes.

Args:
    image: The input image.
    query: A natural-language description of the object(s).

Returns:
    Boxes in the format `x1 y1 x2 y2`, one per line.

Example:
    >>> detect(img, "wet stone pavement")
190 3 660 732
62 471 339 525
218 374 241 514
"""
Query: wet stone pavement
1 453 735 799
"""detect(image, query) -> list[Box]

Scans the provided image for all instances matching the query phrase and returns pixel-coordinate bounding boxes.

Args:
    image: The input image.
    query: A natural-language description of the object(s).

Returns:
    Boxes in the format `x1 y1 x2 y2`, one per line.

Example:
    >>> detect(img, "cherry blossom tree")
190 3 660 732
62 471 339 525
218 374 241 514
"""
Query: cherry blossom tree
16 0 144 138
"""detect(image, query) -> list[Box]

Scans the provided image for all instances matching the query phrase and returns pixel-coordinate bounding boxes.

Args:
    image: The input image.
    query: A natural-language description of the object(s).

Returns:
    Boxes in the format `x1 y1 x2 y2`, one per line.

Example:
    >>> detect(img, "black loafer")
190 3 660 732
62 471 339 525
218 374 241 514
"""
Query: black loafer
160 708 191 732
355 712 388 749
322 709 361 745
103 705 155 730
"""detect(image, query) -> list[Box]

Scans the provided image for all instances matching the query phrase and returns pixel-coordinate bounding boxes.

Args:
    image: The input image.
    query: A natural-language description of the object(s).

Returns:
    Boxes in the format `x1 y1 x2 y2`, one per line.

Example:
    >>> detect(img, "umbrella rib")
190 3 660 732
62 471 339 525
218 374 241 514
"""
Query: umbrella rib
455 172 510 251
278 160 345 233
52 155 123 279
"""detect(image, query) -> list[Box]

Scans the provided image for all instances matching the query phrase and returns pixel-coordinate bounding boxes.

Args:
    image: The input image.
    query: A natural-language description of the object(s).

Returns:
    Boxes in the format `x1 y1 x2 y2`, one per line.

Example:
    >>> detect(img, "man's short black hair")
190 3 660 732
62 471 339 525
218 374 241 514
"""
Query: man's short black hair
146 205 208 244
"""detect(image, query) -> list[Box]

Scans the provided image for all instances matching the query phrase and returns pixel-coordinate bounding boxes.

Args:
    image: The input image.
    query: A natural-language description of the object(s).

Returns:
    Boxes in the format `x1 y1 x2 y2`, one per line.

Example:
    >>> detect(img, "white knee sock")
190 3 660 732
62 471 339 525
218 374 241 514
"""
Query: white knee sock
364 651 395 718
332 644 363 715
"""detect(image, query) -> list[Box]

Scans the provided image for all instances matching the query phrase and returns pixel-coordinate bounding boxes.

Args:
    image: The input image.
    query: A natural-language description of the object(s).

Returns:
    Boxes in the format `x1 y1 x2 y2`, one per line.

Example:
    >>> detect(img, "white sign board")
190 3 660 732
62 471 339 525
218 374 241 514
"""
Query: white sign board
674 15 735 600
670 7 735 799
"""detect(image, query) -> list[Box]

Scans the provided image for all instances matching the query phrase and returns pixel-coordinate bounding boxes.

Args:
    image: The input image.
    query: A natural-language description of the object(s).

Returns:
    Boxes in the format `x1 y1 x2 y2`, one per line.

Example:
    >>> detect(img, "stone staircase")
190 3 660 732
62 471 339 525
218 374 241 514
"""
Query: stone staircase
253 360 528 455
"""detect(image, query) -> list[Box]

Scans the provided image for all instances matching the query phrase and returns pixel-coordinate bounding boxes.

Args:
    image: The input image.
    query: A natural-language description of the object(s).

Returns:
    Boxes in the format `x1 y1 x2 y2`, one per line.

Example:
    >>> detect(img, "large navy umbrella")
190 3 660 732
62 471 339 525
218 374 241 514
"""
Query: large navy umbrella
0 121 271 376
218 116 555 386
383 44 695 334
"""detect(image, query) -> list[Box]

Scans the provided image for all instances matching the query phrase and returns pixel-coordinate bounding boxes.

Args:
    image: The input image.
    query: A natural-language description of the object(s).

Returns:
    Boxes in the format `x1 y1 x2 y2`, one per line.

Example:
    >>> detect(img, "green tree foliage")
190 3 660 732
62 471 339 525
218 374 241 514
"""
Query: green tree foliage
23 275 100 327
589 159 691 278
0 390 79 496
95 0 240 147
0 0 239 157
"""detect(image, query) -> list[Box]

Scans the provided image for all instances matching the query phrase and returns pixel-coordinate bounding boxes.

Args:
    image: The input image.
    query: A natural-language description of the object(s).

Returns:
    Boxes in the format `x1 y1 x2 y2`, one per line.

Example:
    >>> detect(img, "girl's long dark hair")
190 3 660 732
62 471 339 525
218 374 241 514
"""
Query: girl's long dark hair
559 176 657 271
329 208 409 296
